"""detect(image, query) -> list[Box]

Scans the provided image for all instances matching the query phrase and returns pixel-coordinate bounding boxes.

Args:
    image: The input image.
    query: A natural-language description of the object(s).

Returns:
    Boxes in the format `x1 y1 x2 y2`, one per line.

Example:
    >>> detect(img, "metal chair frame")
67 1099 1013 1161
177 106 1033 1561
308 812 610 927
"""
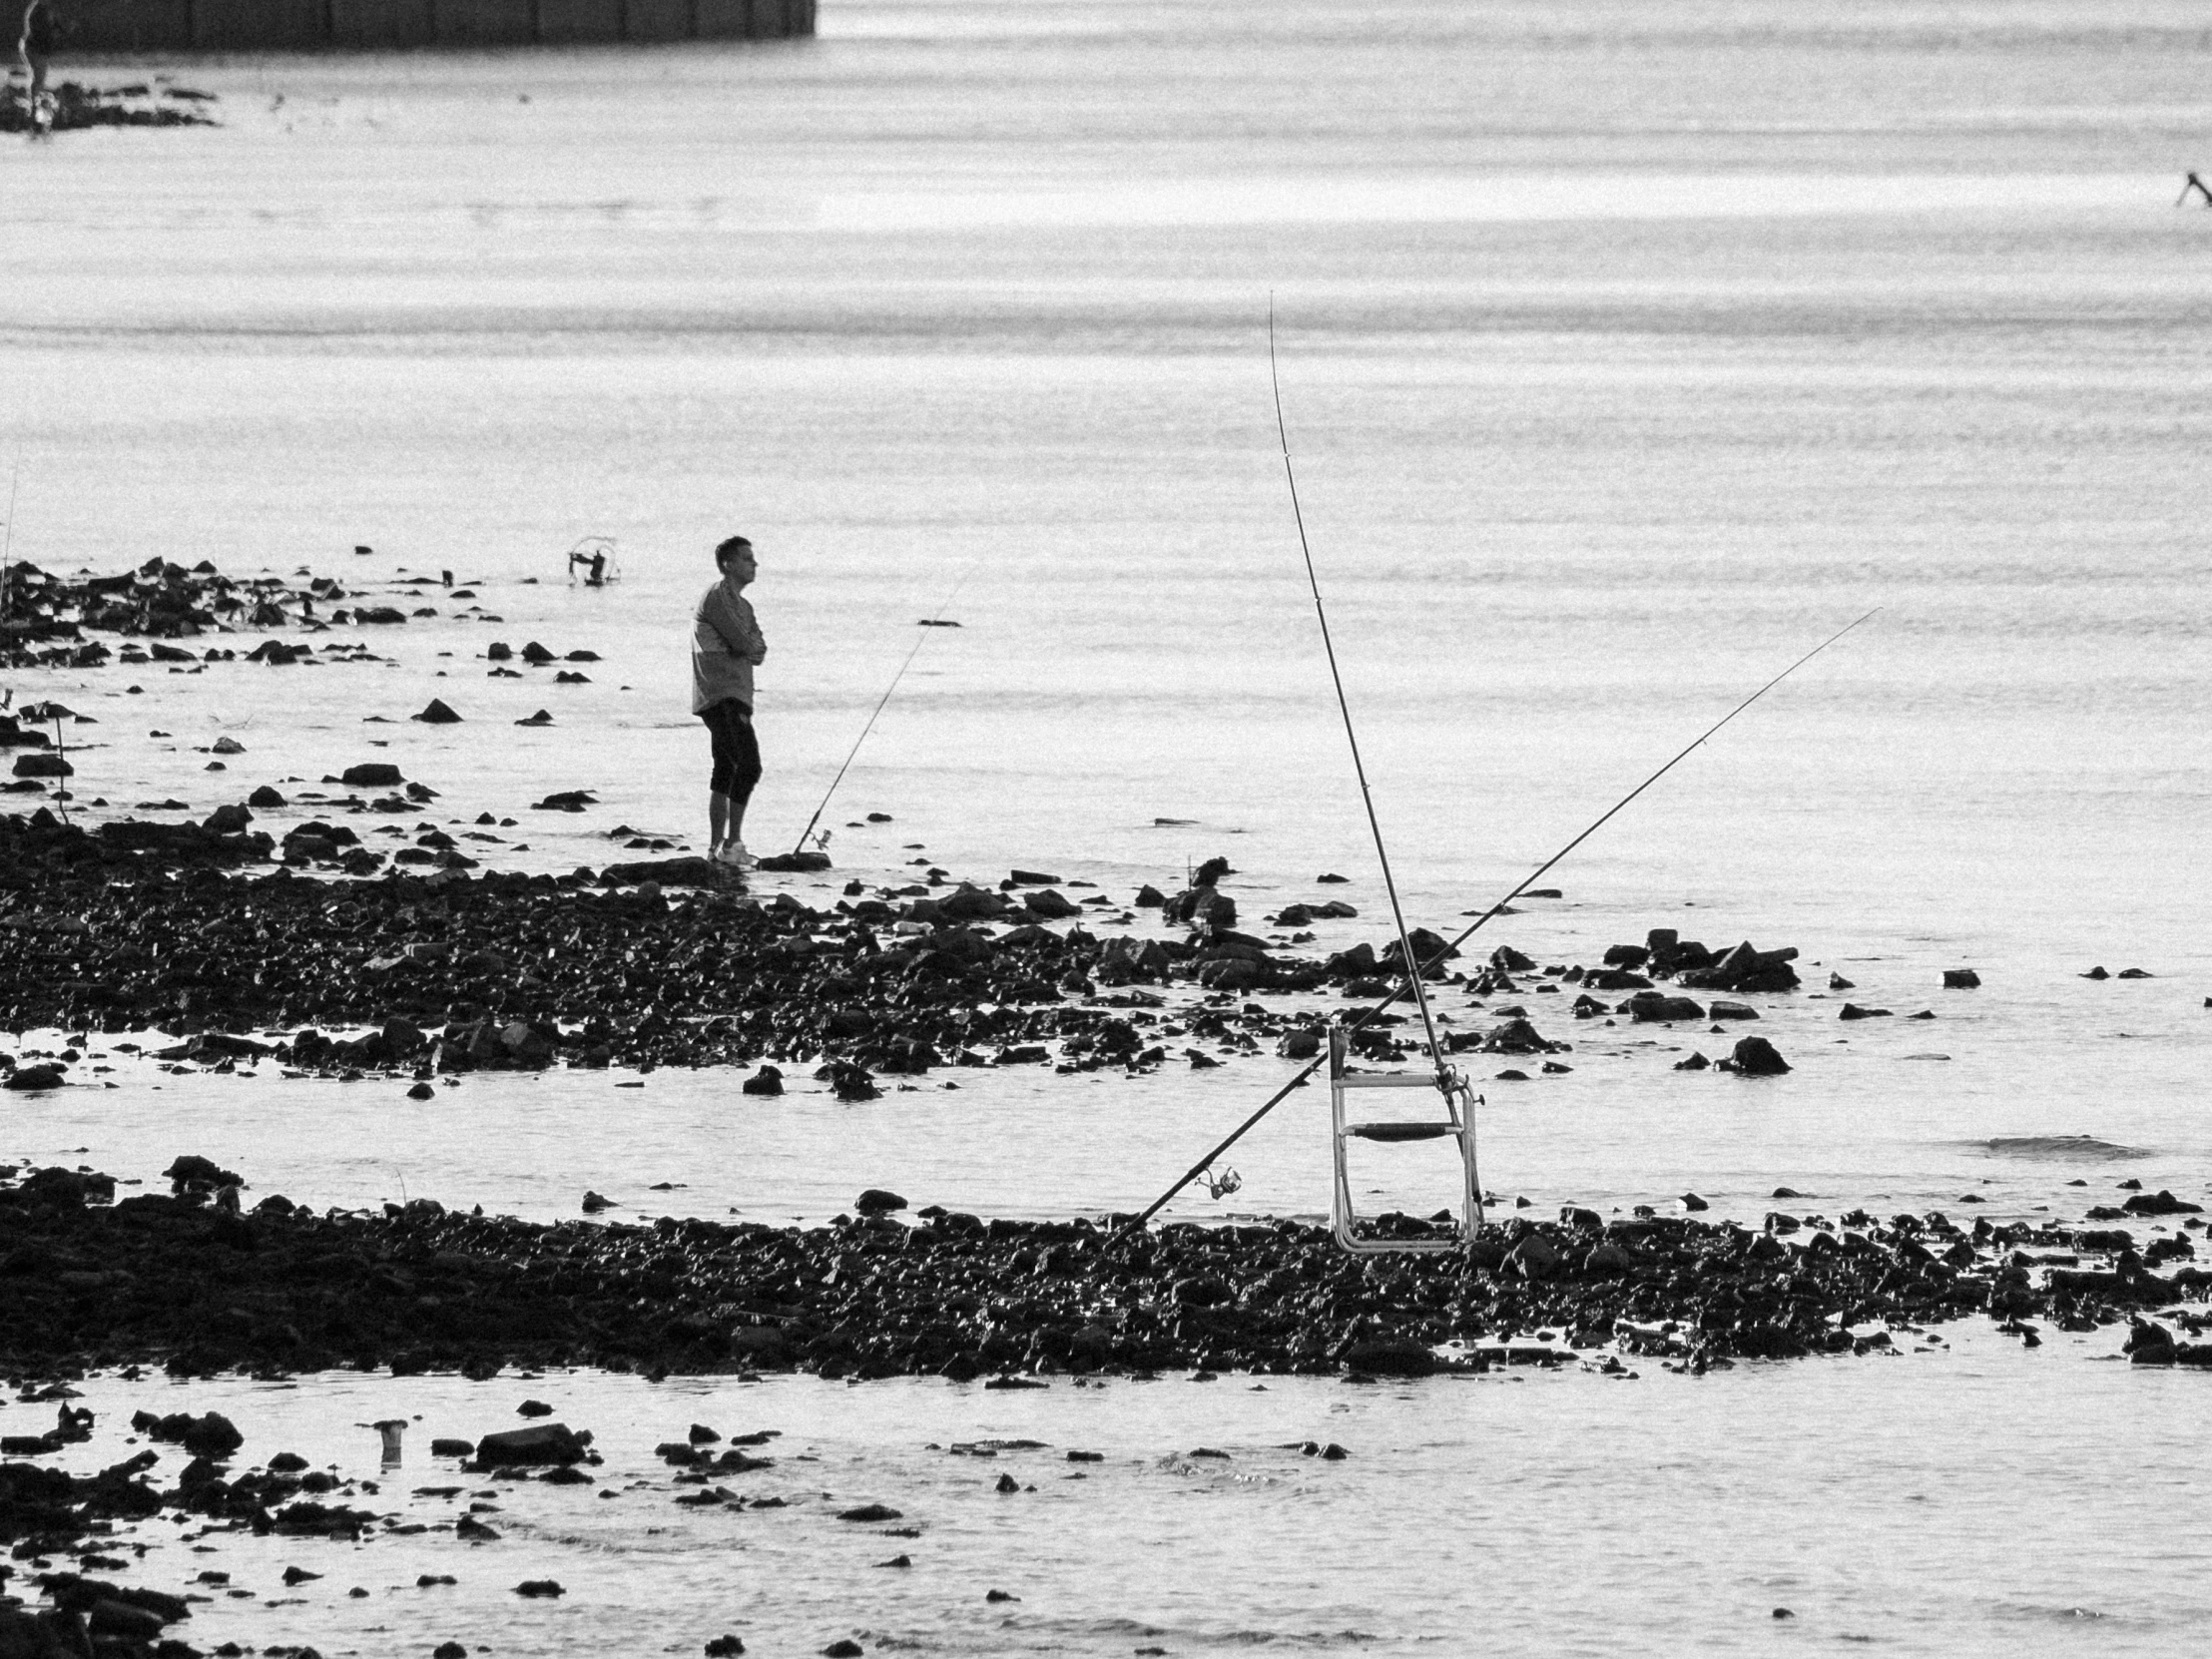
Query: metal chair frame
1328 1025 1483 1254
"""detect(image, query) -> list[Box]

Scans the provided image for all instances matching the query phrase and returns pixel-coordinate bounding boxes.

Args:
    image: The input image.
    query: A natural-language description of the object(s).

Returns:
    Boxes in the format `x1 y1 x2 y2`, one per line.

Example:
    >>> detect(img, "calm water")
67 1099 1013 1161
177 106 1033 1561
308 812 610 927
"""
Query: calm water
4 0 2212 1650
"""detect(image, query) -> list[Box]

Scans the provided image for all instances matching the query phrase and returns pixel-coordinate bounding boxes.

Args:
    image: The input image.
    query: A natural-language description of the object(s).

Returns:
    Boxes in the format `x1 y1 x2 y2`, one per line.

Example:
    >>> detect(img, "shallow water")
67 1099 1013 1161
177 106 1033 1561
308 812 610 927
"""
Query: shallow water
5 0 2212 1649
25 1332 2212 1659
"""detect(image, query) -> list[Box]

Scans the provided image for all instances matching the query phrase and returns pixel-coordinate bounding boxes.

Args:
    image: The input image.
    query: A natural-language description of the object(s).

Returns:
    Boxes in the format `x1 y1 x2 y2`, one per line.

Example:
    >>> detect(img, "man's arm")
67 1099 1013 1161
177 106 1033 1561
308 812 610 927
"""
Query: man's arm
730 596 767 666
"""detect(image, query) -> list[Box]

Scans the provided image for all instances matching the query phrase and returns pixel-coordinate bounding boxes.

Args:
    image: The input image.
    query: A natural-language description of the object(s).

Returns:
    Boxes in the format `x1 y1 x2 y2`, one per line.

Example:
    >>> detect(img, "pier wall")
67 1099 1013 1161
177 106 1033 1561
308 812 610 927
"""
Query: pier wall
62 0 812 51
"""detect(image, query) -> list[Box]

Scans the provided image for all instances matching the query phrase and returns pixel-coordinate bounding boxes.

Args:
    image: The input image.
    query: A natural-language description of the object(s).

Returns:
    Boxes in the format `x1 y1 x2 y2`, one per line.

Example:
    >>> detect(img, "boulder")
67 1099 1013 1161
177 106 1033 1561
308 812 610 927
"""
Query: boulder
755 849 831 872
854 1188 907 1215
414 699 463 724
474 1423 590 1466
248 785 286 808
340 763 403 788
1479 1017 1562 1055
1339 1339 1435 1378
1942 968 1980 989
1623 992 1704 1023
1726 1036 1791 1075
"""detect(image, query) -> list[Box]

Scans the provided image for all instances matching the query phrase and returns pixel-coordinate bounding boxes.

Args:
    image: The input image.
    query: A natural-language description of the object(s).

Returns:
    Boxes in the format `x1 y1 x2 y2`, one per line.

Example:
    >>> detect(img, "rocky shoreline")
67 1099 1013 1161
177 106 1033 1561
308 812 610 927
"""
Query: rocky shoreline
1 800 1820 1094
4 1156 2208 1390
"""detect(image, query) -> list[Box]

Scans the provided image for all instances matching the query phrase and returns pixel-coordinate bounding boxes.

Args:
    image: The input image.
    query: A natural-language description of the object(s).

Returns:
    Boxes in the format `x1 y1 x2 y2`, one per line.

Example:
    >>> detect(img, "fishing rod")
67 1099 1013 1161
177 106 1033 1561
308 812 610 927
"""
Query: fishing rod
789 563 975 856
1268 300 1448 1085
1122 601 1880 1234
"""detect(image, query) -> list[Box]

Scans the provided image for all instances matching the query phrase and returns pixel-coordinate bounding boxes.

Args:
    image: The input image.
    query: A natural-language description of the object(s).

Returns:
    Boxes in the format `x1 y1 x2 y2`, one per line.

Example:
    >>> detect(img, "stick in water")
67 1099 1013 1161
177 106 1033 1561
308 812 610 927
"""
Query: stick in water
1121 606 1879 1234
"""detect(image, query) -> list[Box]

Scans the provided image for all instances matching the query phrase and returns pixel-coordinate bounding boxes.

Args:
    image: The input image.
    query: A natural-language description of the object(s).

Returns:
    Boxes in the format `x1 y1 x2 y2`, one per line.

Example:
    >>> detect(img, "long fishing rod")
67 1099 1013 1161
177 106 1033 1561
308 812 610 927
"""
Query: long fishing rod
1268 301 1448 1083
1121 604 1879 1234
789 564 975 856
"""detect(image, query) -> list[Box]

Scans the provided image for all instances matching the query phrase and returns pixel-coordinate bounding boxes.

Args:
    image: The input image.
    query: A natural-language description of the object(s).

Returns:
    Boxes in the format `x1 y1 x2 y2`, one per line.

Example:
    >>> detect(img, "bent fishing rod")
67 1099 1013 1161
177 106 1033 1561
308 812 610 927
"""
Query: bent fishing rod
789 564 975 856
1119 333 1879 1234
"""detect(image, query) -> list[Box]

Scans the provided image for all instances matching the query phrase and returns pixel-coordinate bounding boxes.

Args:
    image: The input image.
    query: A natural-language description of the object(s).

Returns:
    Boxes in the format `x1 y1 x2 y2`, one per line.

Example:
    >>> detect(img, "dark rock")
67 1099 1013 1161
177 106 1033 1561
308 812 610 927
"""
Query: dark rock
742 1065 785 1097
854 1189 907 1215
2122 1190 2203 1217
755 850 831 872
248 785 287 808
1624 992 1704 1023
513 1580 565 1597
1838 1004 1892 1021
431 1438 475 1457
835 1503 901 1522
1942 968 1980 989
1680 1192 1709 1211
1725 1036 1791 1075
340 763 403 788
475 1423 589 1466
705 1638 746 1657
4 1065 65 1091
414 699 463 725
1681 940 1800 994
1479 1017 1563 1055
2081 965 2109 979
1339 1340 1435 1378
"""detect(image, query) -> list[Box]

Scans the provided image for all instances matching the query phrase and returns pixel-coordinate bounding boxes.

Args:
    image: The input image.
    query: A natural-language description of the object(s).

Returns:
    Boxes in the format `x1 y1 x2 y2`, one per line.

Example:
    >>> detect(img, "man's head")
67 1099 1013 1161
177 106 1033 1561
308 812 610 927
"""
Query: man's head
715 536 756 585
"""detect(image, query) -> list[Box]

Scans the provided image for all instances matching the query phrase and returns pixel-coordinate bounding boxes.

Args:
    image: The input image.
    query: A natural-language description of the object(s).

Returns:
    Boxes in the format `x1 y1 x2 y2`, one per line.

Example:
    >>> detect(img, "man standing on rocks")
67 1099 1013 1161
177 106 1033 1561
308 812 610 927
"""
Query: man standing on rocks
693 534 767 869
17 0 56 138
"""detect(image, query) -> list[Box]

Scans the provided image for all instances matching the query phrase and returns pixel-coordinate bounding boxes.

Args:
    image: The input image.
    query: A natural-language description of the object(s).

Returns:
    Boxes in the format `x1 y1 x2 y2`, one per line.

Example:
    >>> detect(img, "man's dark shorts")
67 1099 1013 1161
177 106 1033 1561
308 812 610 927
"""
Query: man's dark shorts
701 698 761 801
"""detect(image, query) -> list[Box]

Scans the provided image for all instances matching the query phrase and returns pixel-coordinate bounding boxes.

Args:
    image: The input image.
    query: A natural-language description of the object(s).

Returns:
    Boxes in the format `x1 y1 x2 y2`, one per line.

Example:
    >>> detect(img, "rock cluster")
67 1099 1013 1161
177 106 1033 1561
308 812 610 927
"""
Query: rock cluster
1 813 1637 1084
1 1161 2201 1385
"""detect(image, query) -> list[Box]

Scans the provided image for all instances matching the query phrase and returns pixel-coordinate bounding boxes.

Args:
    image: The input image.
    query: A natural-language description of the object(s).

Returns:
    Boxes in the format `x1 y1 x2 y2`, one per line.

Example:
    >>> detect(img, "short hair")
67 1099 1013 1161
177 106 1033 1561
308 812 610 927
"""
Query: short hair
714 535 753 569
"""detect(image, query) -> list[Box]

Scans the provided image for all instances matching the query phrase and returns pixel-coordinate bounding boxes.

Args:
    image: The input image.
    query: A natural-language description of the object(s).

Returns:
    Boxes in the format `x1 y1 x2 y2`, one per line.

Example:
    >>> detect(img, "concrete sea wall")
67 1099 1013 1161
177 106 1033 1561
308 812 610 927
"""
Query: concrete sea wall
62 0 812 51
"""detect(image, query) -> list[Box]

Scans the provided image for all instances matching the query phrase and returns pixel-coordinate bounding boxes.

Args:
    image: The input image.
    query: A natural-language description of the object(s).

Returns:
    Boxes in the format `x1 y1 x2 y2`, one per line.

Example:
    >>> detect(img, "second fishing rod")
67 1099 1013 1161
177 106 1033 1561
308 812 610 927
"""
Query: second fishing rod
1120 310 1878 1235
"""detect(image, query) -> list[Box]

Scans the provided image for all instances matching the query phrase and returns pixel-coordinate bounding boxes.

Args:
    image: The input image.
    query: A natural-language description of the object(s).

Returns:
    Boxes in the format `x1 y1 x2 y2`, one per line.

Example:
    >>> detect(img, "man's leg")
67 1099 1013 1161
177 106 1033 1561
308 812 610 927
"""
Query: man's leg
726 713 762 848
708 791 729 851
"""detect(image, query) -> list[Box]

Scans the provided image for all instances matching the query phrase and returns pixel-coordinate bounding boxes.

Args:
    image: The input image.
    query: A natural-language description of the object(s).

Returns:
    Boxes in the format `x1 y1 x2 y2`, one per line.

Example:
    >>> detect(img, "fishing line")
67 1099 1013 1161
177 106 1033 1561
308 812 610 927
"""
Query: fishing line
1122 605 1879 1234
1 455 19 624
789 562 976 856
1268 300 1448 1082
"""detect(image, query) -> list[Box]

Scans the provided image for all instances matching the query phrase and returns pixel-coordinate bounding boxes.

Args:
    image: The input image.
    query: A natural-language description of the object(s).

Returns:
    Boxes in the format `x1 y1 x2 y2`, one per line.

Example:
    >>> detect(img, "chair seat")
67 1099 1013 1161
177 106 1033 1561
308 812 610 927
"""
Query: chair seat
1345 1122 1459 1143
